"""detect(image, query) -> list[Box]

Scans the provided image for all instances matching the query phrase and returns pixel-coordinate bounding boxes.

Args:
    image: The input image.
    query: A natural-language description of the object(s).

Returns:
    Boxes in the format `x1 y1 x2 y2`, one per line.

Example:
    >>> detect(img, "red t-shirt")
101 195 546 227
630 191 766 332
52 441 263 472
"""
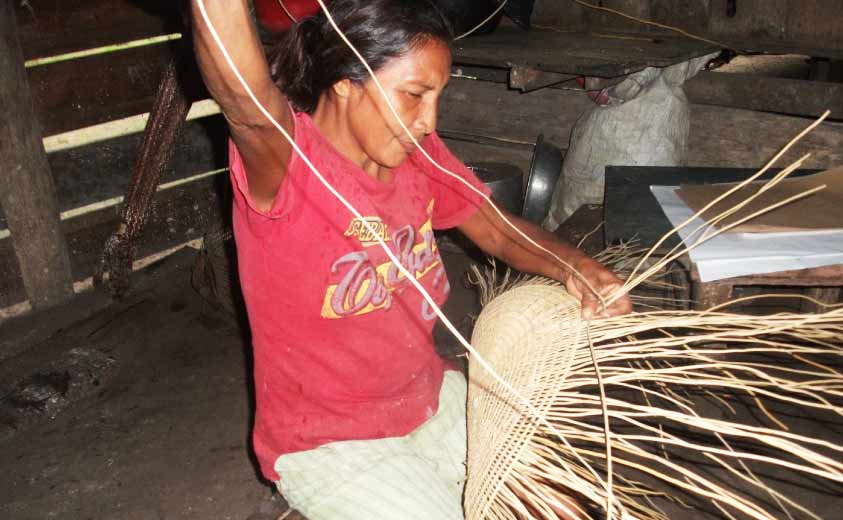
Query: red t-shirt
229 111 490 481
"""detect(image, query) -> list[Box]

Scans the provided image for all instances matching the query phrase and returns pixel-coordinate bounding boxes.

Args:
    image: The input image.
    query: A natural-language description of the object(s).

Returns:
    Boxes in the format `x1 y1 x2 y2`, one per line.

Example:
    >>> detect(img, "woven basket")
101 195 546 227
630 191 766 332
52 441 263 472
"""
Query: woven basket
466 283 583 519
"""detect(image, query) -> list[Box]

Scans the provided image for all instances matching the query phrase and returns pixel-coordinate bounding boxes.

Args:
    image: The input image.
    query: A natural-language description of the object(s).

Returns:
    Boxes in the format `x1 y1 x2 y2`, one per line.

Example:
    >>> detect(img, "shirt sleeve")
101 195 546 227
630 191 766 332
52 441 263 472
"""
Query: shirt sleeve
228 112 305 221
417 133 492 230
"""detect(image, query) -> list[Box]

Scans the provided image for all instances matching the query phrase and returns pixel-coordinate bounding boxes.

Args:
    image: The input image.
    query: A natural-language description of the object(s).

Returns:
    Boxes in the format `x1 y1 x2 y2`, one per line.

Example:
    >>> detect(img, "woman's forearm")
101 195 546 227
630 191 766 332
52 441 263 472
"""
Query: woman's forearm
492 213 586 283
460 202 632 317
190 0 282 127
461 203 587 283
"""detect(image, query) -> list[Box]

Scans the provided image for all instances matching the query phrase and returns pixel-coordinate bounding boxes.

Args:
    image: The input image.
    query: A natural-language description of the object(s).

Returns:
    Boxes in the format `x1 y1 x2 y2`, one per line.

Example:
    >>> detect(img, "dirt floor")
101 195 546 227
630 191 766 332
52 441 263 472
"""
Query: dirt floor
0 244 484 520
1 224 841 519
1 249 267 519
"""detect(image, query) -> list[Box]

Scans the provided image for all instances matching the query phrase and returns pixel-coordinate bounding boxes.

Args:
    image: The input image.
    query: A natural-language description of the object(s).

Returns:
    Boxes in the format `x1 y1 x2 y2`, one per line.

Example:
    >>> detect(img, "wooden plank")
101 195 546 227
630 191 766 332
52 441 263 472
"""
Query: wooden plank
27 42 178 136
684 72 843 119
439 77 843 171
703 0 843 56
687 104 843 169
452 25 720 78
802 287 842 313
15 0 180 60
439 78 594 150
0 175 224 309
584 0 654 32
509 65 576 92
0 1 73 310
785 1 843 50
707 38 843 61
533 0 843 59
707 0 789 42
532 0 588 30
690 263 843 310
649 0 711 34
0 115 227 230
693 281 733 309
452 64 842 120
696 264 843 287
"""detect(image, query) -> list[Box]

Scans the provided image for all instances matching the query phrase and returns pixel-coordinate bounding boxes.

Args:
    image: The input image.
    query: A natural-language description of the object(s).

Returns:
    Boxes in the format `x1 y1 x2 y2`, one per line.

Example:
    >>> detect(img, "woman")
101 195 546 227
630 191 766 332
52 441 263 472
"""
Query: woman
190 1 631 518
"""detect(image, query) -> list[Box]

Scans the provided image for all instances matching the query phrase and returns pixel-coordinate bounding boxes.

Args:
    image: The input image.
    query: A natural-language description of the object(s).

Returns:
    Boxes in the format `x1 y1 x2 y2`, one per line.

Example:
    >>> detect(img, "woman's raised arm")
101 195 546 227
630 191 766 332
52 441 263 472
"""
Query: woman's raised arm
190 0 294 211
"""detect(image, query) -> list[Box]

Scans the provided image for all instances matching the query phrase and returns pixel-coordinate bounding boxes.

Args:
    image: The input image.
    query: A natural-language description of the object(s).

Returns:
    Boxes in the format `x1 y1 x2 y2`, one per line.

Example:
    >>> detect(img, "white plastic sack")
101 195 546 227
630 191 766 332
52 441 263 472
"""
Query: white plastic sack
543 52 718 231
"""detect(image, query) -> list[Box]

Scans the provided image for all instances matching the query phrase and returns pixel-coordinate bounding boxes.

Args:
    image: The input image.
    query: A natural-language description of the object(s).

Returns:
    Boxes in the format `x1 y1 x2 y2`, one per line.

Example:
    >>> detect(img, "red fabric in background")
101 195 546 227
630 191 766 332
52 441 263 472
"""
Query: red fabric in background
254 0 320 33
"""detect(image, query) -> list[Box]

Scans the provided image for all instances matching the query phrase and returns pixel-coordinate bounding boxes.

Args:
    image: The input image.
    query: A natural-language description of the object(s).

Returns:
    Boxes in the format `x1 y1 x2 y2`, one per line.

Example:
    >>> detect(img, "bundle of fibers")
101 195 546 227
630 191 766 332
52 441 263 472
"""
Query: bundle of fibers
466 278 843 520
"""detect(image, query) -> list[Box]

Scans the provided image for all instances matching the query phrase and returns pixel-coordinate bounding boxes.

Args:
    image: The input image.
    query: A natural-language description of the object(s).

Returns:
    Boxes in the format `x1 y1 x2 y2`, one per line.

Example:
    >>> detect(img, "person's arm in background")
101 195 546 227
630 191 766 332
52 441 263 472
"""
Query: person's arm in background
190 0 293 211
459 202 632 318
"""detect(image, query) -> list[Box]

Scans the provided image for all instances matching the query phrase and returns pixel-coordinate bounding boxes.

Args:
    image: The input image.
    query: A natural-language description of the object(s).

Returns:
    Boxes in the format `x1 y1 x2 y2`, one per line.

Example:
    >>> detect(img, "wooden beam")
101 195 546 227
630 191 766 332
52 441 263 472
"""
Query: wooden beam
438 77 843 170
509 64 576 93
439 77 594 149
0 1 73 310
28 42 177 136
15 0 180 60
453 62 840 121
452 26 719 78
31 117 225 224
534 0 843 59
685 72 843 119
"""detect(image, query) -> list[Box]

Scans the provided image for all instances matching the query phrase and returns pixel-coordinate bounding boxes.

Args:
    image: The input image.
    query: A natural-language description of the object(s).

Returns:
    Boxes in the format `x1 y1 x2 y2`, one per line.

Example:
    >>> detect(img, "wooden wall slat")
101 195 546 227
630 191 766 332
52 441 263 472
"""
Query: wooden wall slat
685 72 843 119
438 78 594 150
785 1 843 50
0 116 226 229
533 0 843 58
28 42 177 136
53 118 225 220
0 175 225 308
437 77 843 170
16 0 180 61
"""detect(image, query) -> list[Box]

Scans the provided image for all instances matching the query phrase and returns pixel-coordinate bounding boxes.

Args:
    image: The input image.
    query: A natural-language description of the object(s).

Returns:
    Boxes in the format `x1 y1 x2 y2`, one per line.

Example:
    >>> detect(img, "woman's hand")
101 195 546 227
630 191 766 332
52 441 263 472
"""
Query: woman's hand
459 203 633 320
562 253 632 319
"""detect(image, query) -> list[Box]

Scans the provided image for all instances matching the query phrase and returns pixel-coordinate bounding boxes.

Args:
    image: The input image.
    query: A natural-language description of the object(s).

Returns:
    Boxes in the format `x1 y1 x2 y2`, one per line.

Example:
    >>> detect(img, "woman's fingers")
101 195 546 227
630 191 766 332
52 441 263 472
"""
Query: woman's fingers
564 257 632 318
575 277 631 319
580 286 599 320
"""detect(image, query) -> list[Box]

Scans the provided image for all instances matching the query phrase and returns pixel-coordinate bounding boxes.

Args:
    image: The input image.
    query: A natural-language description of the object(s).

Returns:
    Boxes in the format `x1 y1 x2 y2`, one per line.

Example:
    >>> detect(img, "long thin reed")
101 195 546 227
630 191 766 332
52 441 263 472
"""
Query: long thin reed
467 279 843 520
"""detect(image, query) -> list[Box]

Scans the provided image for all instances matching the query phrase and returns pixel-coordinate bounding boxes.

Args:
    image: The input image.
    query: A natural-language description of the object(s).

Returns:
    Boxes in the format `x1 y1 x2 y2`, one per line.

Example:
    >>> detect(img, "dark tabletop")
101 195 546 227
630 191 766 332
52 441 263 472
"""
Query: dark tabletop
603 166 820 249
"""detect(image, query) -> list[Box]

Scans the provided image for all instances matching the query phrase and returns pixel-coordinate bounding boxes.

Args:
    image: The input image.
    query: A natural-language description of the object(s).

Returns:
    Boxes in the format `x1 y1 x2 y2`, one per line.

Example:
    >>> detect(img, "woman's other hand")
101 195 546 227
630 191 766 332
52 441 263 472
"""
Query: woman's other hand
562 254 632 319
460 202 632 319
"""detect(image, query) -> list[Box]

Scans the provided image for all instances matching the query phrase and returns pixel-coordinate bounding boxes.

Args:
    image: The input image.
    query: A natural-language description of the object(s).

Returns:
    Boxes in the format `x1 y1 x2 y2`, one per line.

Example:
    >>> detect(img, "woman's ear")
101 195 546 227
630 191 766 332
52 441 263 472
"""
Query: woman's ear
332 78 354 99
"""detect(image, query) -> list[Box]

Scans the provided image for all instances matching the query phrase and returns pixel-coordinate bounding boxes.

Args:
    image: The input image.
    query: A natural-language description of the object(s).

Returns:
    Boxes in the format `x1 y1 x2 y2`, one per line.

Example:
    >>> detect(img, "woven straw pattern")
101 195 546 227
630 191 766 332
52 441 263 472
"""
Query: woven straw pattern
467 283 583 519
466 278 843 520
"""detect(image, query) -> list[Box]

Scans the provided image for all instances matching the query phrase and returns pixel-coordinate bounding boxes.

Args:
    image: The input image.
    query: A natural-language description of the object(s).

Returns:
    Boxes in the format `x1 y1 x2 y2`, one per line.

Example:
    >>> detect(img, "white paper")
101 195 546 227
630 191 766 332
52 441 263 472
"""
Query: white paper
651 185 843 282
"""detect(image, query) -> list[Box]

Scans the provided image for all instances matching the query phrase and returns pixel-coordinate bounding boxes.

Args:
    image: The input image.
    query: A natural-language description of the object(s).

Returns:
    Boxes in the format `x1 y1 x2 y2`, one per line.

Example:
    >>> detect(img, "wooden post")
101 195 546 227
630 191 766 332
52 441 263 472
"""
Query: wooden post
0 0 74 309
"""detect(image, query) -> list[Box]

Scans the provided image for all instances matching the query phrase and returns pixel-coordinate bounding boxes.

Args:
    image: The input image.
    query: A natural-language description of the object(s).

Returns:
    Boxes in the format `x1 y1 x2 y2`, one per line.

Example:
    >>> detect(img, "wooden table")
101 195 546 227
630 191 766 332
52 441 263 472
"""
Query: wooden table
603 166 843 311
689 263 843 311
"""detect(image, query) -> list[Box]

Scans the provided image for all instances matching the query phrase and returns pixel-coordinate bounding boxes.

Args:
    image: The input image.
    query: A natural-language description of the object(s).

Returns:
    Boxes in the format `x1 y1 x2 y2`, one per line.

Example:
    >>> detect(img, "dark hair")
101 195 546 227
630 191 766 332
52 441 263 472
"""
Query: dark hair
269 0 453 113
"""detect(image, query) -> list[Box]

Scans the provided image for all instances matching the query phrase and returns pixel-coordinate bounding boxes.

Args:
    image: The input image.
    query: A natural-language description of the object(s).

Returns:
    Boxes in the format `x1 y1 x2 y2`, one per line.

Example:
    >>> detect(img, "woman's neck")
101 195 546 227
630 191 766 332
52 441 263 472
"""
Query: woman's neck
312 98 392 182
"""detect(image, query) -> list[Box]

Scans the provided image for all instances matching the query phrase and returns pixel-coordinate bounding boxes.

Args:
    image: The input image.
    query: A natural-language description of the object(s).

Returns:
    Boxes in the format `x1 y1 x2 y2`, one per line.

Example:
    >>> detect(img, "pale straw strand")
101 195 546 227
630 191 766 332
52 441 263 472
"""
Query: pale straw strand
454 1 509 41
617 111 830 302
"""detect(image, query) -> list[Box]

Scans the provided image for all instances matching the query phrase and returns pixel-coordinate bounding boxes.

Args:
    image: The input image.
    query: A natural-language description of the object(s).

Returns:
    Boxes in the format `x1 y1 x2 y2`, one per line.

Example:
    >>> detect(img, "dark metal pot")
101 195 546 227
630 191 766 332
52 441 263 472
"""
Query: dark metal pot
468 162 524 216
522 133 564 225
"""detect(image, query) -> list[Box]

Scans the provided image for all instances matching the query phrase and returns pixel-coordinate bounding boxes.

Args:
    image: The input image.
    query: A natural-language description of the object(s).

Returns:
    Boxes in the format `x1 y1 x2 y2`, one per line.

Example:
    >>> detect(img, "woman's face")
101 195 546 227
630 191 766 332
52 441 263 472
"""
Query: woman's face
340 38 452 173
